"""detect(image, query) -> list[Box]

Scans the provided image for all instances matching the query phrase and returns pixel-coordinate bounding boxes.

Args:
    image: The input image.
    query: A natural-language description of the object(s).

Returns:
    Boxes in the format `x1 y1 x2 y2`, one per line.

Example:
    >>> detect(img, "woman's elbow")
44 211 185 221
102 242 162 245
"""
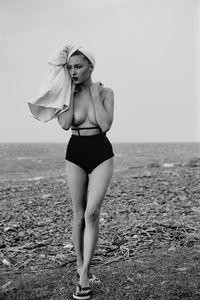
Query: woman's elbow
101 120 113 132
61 125 70 131
57 118 71 131
60 122 71 131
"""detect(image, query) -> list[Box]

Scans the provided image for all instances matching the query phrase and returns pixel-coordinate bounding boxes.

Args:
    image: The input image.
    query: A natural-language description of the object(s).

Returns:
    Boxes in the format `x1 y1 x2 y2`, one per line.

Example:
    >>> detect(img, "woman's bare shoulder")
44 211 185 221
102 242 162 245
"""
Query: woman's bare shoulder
102 87 114 98
101 87 114 109
102 86 113 93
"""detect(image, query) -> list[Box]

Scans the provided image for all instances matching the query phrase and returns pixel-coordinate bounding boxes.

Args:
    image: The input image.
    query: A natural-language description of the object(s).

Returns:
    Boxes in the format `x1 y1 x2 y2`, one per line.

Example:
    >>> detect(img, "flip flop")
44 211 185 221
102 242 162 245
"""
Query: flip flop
73 284 91 300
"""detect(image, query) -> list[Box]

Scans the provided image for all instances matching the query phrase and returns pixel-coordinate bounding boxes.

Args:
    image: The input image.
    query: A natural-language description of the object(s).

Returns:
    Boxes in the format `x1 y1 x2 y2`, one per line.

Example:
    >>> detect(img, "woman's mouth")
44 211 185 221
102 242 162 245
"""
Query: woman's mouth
73 77 79 82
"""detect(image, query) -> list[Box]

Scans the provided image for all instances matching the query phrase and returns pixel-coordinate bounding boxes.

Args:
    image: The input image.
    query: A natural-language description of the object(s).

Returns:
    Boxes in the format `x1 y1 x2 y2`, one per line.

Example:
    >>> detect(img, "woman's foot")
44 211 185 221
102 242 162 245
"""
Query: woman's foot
73 284 91 300
79 269 90 288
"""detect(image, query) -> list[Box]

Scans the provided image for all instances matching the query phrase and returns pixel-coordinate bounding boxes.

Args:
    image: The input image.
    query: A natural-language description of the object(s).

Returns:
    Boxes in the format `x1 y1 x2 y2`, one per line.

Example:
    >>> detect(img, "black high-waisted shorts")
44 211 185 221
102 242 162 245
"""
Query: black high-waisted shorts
65 133 114 174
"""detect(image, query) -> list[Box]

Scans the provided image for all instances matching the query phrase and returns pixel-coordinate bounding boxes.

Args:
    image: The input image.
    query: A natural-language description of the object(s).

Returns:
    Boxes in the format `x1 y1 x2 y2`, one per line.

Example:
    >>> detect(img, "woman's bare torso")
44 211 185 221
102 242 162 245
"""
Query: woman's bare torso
72 89 100 130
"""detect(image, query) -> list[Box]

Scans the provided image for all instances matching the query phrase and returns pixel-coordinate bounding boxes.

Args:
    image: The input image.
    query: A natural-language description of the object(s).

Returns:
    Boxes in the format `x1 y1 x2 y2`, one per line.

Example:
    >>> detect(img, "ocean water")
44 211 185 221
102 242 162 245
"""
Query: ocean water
0 143 199 182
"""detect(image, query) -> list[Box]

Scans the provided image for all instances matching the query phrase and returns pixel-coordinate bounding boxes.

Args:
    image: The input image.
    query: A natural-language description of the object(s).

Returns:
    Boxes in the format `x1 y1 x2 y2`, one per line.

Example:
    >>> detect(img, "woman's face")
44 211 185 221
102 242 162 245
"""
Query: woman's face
67 54 93 85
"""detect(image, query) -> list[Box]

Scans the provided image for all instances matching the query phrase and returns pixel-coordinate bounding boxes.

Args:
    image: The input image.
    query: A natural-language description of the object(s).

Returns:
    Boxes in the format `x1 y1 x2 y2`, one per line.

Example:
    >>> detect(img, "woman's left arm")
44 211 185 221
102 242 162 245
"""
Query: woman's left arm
90 83 114 132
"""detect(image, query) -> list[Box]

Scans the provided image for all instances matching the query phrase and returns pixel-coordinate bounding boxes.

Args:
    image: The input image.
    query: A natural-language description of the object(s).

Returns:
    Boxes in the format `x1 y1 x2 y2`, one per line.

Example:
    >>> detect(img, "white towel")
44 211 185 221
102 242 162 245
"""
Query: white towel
28 43 95 122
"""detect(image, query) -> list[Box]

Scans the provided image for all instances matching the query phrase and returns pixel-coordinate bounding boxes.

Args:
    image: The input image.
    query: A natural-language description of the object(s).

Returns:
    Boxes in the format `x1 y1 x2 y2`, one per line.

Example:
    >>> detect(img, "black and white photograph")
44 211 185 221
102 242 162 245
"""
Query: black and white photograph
0 0 200 299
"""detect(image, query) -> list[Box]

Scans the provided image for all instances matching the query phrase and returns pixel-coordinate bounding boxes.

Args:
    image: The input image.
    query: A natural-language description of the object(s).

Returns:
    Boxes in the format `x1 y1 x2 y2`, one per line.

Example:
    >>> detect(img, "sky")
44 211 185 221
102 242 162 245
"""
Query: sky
0 0 199 143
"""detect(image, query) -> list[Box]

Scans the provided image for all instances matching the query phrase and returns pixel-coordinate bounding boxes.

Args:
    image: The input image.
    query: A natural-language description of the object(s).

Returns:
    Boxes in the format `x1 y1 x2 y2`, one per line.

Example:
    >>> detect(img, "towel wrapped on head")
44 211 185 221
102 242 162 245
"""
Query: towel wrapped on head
28 43 95 122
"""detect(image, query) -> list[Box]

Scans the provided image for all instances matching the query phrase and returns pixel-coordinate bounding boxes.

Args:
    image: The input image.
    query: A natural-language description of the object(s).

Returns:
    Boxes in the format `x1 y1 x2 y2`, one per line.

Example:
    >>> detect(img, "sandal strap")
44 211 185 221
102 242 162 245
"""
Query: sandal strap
78 284 91 292
73 284 91 300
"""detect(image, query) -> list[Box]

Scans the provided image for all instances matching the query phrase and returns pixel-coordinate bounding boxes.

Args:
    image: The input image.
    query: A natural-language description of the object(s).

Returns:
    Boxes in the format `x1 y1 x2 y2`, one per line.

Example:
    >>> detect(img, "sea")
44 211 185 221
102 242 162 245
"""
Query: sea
0 143 200 183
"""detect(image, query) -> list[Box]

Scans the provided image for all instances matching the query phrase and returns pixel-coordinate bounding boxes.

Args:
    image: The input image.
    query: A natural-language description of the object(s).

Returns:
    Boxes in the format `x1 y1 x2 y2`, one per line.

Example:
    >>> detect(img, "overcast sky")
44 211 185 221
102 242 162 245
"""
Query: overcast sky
0 0 199 143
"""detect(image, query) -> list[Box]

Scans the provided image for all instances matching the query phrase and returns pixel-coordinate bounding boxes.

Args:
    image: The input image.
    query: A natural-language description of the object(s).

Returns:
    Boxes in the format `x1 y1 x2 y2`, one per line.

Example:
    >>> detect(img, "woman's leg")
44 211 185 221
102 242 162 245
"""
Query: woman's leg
66 161 88 271
79 158 114 287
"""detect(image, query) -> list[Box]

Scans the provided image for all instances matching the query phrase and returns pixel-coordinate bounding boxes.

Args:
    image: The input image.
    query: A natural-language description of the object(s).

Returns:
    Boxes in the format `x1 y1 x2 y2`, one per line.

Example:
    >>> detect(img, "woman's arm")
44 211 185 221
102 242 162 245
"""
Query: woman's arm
57 84 75 130
90 83 114 132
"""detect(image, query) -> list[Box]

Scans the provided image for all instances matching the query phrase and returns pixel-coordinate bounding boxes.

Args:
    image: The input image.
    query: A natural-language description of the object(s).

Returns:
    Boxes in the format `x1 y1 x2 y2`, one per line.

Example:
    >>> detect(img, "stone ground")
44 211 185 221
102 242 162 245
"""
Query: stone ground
0 162 200 299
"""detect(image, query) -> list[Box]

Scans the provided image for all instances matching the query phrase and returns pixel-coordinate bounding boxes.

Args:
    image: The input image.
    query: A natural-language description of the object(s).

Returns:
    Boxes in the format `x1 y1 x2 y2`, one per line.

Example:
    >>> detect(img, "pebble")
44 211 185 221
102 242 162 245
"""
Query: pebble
2 259 11 267
1 281 11 290
168 246 176 252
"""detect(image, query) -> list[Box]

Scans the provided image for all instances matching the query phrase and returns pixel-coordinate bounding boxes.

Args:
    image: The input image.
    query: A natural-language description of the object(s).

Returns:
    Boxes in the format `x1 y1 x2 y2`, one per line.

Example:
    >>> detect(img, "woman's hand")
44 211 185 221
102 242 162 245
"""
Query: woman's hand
89 82 114 132
90 82 103 97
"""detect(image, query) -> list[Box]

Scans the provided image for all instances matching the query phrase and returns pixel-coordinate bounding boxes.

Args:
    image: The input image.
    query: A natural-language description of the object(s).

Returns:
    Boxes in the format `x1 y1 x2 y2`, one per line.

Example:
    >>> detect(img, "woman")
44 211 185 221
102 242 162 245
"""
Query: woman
58 49 114 299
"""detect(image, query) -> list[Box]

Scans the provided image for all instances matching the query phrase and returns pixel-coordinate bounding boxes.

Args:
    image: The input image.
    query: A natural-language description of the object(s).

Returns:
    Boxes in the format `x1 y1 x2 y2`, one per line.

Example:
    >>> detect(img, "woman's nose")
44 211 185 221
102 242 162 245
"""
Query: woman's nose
72 68 77 75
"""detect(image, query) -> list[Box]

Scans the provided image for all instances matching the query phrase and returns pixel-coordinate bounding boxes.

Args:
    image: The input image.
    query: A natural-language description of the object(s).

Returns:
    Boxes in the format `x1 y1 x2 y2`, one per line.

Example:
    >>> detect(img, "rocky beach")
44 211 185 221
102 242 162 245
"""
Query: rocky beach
0 142 200 299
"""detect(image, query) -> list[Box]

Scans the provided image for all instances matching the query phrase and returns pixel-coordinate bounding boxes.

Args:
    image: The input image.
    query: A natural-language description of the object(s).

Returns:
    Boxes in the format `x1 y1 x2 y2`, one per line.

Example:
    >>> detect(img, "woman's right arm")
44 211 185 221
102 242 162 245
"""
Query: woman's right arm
57 85 75 130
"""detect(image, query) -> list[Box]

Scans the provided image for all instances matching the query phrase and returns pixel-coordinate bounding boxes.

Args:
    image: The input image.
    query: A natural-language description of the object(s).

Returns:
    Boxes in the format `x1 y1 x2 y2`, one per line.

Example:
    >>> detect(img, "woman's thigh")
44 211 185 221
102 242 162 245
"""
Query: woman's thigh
66 161 89 214
87 158 114 212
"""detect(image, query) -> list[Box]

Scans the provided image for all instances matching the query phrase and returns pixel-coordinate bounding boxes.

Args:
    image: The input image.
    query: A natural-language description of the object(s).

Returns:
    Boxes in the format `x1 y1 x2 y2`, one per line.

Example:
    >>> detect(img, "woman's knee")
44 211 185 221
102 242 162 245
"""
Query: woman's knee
73 211 85 228
85 208 100 225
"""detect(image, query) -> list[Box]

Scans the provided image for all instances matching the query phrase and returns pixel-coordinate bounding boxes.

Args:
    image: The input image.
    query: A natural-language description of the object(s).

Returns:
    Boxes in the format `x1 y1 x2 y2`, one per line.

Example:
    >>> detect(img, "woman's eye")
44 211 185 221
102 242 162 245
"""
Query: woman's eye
66 65 82 70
